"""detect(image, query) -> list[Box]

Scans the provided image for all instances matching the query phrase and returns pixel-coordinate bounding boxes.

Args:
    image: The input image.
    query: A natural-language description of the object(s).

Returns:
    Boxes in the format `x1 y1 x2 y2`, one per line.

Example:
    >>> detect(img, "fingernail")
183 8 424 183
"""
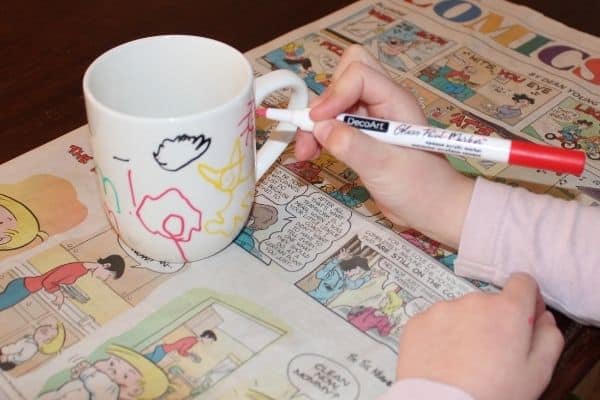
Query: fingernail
313 121 333 143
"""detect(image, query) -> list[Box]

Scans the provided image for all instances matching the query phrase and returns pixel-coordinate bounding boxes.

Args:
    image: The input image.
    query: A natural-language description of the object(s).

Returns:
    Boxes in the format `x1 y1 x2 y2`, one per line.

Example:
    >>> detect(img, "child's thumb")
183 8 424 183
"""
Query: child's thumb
313 120 393 180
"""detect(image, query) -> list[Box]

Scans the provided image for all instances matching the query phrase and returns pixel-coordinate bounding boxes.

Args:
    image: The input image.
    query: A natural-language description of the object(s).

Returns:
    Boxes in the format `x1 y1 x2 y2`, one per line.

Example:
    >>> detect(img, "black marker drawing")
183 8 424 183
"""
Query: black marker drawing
153 134 212 171
113 156 130 162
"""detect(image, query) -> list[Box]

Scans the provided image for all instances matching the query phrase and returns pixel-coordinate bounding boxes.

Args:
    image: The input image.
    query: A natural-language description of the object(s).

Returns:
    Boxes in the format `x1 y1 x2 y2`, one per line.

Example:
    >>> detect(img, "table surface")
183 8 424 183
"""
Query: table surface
1 1 599 398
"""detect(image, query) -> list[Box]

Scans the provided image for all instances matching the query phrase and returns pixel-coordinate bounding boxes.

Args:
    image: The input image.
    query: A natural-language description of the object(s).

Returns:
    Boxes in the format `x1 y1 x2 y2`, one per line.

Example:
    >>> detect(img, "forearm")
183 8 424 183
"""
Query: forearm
455 177 600 325
410 171 475 250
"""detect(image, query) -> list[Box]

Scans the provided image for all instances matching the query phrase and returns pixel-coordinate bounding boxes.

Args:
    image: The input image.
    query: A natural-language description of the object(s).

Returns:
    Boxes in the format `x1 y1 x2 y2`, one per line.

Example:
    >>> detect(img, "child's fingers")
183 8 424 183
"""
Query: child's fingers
294 130 321 161
310 62 425 125
501 273 541 321
313 119 395 183
528 311 564 385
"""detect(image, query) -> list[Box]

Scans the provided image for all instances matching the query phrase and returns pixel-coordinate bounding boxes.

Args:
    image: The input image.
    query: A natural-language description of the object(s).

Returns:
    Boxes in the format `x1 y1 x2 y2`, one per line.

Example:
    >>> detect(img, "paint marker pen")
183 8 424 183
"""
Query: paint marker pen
256 107 586 176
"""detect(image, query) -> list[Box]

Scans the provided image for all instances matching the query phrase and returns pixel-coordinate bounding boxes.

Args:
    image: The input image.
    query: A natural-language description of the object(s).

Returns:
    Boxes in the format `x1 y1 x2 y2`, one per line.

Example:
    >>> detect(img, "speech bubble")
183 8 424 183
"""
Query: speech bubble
258 167 309 205
287 353 359 400
259 192 351 271
361 231 476 300
549 107 578 122
118 237 186 273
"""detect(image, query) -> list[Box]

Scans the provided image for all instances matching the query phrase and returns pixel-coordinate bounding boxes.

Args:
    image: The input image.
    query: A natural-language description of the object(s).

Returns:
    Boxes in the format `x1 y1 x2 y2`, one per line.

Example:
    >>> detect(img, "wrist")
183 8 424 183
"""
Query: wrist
411 172 475 249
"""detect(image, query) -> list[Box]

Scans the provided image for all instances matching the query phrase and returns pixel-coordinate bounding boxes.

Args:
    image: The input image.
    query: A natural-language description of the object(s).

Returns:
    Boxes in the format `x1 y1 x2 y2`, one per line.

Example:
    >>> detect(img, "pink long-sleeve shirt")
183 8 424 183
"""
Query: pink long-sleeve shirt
379 177 599 399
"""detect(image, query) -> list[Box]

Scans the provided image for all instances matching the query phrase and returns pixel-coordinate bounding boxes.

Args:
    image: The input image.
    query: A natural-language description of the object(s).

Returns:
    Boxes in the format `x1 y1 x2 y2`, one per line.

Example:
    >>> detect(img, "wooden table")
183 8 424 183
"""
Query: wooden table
1 1 598 399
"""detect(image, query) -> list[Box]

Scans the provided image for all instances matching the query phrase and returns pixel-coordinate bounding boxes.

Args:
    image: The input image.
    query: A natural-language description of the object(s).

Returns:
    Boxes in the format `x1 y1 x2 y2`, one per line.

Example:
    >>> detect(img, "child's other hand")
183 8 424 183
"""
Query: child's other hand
396 273 564 400
295 45 473 248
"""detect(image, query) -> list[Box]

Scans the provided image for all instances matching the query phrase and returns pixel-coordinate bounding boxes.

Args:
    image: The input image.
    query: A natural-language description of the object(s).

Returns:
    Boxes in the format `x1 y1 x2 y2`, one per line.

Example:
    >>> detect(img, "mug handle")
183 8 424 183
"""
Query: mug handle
254 69 309 180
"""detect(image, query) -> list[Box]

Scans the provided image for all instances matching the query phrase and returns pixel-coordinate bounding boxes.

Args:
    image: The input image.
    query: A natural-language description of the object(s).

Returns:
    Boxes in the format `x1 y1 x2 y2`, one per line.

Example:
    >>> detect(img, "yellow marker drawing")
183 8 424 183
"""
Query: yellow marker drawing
198 139 250 235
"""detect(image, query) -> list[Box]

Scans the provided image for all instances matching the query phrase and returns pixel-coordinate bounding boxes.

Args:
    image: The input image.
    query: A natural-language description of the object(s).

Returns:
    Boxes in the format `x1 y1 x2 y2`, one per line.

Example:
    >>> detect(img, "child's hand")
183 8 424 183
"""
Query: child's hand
337 248 352 260
295 45 474 248
396 273 564 400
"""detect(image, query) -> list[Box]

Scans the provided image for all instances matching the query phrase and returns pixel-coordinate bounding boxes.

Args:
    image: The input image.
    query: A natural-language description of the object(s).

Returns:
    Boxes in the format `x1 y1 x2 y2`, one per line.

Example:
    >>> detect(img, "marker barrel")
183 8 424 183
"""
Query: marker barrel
509 141 586 176
258 107 587 176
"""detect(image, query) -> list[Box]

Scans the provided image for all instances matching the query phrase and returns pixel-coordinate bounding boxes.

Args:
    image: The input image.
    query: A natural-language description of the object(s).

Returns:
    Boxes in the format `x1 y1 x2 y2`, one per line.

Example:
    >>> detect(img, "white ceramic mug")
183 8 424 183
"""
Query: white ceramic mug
83 35 308 262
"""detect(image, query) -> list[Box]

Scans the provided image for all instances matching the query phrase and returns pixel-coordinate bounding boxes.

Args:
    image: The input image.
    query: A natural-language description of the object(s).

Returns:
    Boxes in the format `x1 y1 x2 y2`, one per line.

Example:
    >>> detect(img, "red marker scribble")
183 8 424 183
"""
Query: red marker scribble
128 169 137 207
238 99 256 147
103 201 120 235
128 169 202 262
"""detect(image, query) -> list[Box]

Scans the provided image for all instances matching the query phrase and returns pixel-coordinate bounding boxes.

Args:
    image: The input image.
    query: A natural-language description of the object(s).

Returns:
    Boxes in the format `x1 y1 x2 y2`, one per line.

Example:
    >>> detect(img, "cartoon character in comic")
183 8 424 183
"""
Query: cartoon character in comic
399 229 441 256
545 119 593 149
235 203 278 253
427 104 455 120
281 43 312 71
435 253 457 269
375 23 420 71
579 135 600 160
340 167 359 182
494 93 535 121
442 65 477 96
312 152 338 170
264 42 312 75
347 284 404 337
0 323 65 371
420 54 477 101
308 248 375 305
329 182 371 209
283 160 324 184
144 330 217 364
0 255 125 312
38 344 169 400
0 194 47 251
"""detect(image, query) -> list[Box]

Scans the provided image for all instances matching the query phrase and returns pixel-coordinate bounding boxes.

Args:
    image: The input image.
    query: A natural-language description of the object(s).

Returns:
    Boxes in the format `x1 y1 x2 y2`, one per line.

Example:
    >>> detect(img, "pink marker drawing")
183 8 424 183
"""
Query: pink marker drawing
127 170 202 262
238 99 256 147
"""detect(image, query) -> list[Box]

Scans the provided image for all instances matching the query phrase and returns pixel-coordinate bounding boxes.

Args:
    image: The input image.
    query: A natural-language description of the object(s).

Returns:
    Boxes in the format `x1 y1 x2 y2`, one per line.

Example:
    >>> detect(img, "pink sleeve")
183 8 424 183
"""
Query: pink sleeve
376 379 473 400
455 177 600 325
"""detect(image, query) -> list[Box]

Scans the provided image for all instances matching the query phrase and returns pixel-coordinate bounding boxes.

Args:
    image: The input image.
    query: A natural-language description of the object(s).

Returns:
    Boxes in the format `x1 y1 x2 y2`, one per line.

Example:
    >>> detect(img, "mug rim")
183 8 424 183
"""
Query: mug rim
82 34 254 121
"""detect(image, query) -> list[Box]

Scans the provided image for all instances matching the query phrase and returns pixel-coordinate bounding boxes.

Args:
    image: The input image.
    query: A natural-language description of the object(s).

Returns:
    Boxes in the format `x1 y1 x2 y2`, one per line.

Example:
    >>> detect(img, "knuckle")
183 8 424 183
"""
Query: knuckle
327 124 354 154
345 60 368 79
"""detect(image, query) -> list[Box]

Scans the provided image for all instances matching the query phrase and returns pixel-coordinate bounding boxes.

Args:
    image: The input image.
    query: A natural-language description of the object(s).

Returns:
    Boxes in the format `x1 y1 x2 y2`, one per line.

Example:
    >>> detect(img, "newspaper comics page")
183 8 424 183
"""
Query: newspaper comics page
1 1 599 398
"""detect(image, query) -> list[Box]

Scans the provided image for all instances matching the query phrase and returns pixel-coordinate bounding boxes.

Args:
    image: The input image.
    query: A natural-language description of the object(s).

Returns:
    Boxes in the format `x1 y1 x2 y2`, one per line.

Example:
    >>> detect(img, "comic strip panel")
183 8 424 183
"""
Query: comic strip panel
418 47 559 125
362 21 454 73
259 33 346 94
0 175 87 261
0 227 184 377
327 2 406 43
279 148 380 217
522 97 600 170
37 290 286 399
296 233 477 351
216 352 369 400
